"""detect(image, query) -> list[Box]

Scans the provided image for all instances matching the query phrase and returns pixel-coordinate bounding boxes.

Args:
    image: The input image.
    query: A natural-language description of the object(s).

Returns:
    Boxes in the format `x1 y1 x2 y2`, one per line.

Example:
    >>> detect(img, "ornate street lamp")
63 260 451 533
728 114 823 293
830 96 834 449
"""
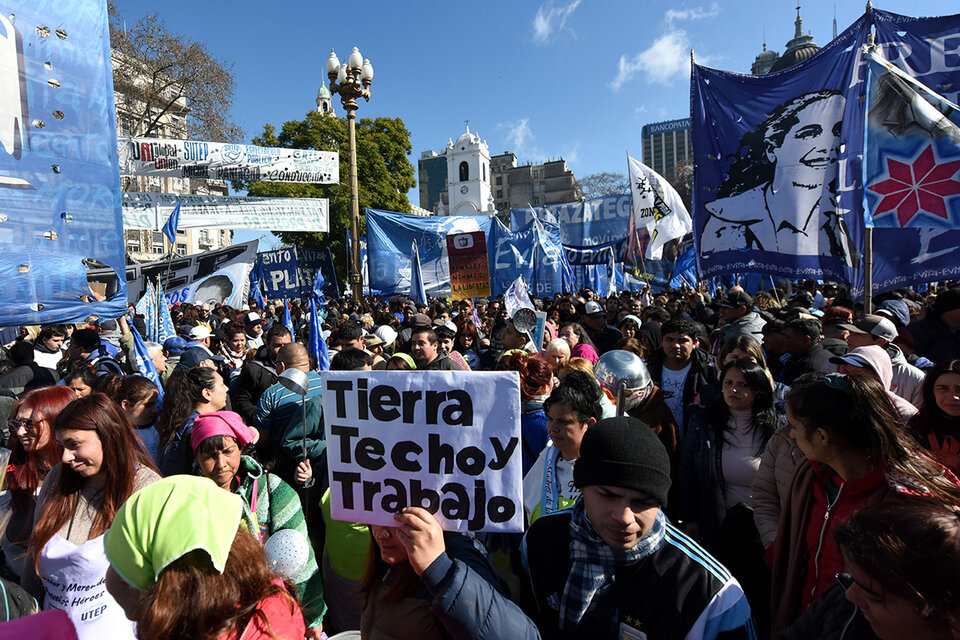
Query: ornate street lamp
327 47 373 300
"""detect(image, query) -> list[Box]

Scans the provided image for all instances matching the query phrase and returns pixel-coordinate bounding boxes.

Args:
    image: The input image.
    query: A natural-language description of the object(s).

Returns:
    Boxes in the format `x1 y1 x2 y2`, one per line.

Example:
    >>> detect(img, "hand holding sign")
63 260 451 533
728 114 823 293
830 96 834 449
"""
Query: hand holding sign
394 507 446 576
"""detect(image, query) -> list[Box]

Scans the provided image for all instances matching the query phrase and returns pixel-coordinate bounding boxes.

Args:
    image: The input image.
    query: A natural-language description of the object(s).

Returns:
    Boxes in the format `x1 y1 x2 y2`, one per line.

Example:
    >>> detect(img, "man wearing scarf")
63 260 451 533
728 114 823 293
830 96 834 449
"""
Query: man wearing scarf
522 417 756 639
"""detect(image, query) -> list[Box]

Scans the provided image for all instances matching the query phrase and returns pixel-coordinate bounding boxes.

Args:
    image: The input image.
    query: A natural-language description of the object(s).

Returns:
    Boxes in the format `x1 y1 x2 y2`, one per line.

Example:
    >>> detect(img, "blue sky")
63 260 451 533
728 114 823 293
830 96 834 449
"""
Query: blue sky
113 0 956 250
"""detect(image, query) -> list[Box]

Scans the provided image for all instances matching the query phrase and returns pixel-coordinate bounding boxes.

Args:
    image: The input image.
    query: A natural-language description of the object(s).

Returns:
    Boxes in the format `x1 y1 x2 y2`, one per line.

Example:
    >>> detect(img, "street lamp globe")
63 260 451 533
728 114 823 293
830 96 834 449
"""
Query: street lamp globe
326 49 340 78
361 59 374 83
348 47 363 71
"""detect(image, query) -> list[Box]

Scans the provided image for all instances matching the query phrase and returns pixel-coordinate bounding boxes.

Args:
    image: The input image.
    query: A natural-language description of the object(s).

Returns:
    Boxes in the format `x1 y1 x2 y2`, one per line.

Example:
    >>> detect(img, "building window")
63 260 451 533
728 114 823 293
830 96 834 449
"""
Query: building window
496 189 503 198
126 239 141 253
482 163 486 181
533 170 539 179
175 243 187 256
495 176 502 186
534 197 540 205
459 161 469 181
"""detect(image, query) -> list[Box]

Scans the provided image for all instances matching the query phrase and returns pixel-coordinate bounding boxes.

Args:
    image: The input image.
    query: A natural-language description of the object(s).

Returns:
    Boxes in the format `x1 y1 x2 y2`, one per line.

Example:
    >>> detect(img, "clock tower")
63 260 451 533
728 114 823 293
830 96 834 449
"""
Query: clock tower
445 125 495 215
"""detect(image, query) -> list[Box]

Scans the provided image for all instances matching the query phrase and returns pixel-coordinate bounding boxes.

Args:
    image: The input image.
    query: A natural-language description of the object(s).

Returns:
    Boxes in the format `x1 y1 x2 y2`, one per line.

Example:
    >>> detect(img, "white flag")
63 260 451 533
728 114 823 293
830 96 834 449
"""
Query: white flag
504 275 533 319
627 154 692 260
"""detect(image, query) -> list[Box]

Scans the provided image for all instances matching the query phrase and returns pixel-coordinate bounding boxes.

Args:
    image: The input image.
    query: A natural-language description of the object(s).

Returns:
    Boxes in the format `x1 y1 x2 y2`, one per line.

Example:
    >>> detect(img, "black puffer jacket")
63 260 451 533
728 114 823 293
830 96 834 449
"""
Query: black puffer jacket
781 582 878 640
232 345 279 425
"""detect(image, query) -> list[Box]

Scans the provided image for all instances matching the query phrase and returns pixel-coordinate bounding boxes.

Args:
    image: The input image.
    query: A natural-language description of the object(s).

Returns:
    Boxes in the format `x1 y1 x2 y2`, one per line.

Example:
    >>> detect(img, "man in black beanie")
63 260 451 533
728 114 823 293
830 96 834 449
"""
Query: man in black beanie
522 416 754 639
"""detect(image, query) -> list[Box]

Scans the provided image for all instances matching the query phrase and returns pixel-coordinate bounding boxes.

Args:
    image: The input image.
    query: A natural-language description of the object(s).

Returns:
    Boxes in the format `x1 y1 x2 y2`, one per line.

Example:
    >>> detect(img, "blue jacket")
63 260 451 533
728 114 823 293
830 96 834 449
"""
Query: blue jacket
420 539 541 640
521 401 549 478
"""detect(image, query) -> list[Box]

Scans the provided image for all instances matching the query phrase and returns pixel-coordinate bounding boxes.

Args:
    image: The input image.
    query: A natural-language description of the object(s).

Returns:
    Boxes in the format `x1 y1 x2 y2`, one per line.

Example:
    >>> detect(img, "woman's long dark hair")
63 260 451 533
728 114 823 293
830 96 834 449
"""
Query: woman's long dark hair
709 359 778 456
835 498 960 631
910 359 960 439
157 367 219 451
788 371 960 504
559 322 597 350
135 525 294 640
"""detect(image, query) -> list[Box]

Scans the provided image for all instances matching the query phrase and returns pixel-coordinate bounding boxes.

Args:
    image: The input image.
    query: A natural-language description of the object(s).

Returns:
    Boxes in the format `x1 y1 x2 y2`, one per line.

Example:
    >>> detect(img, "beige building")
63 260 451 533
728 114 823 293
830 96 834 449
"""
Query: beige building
113 52 233 263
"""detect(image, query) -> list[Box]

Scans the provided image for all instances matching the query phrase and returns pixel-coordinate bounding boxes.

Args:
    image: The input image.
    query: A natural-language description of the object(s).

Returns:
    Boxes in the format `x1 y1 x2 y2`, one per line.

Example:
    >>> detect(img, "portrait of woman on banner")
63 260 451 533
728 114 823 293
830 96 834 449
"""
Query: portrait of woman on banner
701 89 857 267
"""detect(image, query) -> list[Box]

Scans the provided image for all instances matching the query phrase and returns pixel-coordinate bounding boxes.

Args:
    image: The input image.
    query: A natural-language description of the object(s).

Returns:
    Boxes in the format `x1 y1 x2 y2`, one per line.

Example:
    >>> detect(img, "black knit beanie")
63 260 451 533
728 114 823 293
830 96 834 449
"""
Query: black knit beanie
573 416 672 507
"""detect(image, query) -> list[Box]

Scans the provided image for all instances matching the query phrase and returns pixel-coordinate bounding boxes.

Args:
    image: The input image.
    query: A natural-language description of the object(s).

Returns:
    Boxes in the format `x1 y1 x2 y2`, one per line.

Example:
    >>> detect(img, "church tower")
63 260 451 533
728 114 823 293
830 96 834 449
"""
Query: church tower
316 81 334 117
445 125 495 216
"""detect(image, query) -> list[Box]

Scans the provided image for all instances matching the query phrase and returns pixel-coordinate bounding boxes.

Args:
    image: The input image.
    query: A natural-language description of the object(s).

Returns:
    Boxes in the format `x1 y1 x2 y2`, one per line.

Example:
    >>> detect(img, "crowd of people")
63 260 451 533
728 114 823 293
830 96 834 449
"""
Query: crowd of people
0 282 959 639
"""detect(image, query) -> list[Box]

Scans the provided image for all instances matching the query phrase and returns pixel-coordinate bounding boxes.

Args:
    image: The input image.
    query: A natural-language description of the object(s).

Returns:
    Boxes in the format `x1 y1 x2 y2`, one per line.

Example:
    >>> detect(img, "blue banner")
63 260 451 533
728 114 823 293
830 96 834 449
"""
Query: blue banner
258 247 300 299
487 217 568 296
850 10 960 297
510 195 632 248
0 2 127 325
256 246 340 301
366 209 493 296
691 16 871 283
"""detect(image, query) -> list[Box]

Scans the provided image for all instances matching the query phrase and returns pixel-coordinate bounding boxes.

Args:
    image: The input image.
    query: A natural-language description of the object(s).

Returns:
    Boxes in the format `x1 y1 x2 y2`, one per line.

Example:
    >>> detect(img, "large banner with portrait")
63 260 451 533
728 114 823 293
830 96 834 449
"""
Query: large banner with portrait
119 137 339 184
0 2 128 326
691 15 871 283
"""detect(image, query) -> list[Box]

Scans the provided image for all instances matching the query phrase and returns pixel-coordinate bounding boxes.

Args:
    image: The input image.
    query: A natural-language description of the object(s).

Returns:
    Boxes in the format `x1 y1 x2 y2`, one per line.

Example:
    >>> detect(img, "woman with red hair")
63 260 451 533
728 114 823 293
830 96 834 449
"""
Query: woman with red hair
501 352 554 477
1 385 75 579
22 394 160 639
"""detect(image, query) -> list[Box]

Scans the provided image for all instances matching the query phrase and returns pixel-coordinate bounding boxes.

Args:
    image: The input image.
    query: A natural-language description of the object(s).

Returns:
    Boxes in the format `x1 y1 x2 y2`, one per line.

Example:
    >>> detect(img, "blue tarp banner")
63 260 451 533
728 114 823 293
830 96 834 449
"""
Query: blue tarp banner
850 10 960 297
510 195 632 248
366 209 493 296
0 2 127 325
487 217 568 296
691 15 871 283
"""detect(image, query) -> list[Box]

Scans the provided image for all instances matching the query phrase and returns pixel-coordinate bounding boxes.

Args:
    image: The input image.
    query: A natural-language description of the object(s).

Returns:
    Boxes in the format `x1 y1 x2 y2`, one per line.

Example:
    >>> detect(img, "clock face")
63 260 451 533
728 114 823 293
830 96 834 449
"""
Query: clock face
460 185 469 194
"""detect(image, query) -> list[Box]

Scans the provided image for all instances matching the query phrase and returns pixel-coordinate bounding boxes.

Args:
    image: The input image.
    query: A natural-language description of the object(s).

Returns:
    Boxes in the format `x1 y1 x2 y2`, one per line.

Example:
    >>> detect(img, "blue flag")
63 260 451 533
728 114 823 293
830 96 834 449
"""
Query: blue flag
134 281 159 343
863 49 960 229
308 269 330 371
249 258 267 307
129 323 164 409
282 299 295 335
410 241 428 305
161 200 181 244
155 281 177 343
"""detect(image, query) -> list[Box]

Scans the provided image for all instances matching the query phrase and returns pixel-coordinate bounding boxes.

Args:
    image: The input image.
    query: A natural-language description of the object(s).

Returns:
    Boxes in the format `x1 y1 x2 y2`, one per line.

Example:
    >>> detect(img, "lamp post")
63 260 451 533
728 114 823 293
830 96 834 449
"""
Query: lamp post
327 47 373 301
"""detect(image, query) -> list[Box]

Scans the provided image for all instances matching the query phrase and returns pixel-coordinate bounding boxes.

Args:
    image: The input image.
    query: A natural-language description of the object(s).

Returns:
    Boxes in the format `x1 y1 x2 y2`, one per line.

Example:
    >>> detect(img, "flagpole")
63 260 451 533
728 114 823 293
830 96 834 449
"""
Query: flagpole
864 227 874 313
769 276 782 307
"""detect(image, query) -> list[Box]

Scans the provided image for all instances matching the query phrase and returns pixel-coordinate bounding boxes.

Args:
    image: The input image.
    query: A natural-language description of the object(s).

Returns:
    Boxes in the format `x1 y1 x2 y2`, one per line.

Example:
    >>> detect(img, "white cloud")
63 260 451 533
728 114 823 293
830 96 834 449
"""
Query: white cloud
665 2 720 26
610 30 690 91
532 0 582 45
610 4 720 91
498 118 543 162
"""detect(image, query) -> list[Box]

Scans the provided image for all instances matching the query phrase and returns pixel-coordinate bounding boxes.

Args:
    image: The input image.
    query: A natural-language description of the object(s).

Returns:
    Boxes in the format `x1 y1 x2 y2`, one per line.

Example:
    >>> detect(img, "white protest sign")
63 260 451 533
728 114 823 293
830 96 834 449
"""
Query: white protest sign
323 371 523 533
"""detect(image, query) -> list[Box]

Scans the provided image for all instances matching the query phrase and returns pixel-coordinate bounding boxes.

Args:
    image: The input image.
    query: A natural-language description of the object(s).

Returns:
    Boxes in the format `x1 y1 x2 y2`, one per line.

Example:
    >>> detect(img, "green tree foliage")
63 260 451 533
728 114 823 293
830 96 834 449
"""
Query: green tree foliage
239 112 415 283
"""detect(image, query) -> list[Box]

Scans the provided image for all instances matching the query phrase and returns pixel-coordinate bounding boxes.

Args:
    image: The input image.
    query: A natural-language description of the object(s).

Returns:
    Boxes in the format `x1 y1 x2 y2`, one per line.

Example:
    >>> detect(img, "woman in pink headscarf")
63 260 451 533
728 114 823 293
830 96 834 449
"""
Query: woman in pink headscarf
190 411 327 639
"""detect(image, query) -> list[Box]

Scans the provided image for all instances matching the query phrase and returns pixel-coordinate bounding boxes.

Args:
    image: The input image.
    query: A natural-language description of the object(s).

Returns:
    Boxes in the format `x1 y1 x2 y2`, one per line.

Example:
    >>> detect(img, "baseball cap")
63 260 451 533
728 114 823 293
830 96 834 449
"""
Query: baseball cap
177 346 225 370
584 301 604 315
717 290 753 309
162 336 189 355
244 312 262 324
188 325 212 341
836 314 898 342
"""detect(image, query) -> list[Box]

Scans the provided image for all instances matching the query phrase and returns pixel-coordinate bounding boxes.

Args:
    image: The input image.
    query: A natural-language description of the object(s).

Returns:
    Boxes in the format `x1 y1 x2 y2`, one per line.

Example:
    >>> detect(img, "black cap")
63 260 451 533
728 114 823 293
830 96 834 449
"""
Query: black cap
573 417 672 507
717 290 753 309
